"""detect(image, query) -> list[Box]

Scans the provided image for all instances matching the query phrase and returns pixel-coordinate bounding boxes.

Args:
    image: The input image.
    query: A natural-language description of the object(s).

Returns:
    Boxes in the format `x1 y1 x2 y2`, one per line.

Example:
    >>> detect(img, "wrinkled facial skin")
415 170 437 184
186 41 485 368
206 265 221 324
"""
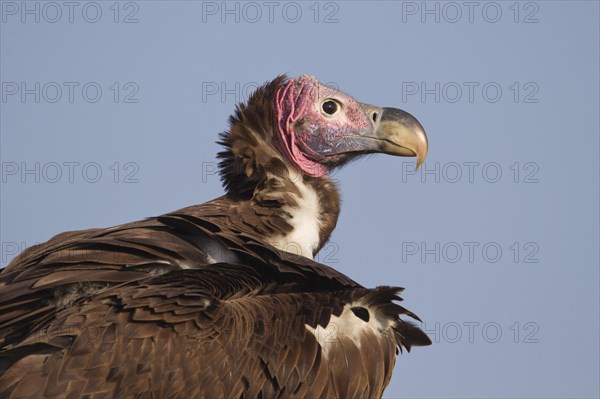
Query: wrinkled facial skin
274 75 376 177
295 83 374 165
274 75 427 178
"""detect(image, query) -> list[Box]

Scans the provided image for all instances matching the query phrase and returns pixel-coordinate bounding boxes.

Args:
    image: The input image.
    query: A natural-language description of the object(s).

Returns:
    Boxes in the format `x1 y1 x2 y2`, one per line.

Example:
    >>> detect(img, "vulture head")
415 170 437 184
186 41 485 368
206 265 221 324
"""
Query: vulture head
219 74 428 191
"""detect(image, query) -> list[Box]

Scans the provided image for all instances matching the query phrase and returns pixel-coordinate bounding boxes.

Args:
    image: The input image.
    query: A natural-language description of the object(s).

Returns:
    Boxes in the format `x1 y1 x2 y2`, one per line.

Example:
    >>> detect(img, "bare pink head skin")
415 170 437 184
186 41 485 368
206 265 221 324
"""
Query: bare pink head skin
273 75 428 178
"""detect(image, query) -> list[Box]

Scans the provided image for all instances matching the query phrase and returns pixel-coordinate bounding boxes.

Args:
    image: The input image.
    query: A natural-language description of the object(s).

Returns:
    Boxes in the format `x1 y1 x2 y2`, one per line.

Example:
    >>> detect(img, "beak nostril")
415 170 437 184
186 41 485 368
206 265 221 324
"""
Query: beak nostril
372 112 378 123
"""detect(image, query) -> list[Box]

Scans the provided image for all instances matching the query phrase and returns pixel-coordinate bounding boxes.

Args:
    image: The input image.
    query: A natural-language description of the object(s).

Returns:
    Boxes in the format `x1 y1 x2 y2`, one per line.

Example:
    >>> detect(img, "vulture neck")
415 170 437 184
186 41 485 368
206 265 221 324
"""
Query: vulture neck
257 172 340 259
217 80 340 259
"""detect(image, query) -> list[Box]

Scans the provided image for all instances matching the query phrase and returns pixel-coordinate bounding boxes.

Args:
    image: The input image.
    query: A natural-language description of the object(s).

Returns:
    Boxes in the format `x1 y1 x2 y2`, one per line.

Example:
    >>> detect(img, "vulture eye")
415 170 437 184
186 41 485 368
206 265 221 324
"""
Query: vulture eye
321 100 339 116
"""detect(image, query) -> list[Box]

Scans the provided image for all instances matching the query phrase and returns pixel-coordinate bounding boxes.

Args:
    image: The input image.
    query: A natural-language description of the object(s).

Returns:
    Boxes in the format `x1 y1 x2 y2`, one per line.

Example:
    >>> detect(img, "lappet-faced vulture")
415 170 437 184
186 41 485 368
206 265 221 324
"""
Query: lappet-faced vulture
0 75 431 398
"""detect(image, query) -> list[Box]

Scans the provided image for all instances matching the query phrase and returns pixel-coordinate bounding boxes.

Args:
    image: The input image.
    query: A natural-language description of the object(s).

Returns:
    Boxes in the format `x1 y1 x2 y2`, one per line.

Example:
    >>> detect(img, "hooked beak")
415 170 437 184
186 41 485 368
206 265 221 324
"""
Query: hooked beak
317 104 428 169
298 103 428 170
370 107 428 169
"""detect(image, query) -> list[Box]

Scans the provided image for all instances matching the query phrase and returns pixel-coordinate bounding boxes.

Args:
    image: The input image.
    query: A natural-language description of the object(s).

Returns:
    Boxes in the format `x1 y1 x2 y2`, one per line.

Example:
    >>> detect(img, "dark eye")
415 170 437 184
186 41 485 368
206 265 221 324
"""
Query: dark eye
321 100 339 115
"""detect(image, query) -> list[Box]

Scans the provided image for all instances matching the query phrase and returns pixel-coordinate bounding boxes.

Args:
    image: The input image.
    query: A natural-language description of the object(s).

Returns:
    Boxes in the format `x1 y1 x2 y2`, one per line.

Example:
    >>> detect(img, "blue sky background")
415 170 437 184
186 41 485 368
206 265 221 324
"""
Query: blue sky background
1 1 599 398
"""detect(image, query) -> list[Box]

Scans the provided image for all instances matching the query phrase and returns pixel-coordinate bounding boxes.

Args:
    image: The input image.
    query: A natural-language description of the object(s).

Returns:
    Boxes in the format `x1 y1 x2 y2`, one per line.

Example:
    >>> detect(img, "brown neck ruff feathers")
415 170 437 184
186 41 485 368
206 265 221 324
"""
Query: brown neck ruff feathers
217 75 340 254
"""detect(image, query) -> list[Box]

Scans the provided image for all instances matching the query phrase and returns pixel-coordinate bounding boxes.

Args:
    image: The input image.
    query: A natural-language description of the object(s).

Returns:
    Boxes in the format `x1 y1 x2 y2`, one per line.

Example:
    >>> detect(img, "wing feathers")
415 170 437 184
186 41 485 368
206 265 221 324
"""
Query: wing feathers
1 265 427 398
1 197 428 399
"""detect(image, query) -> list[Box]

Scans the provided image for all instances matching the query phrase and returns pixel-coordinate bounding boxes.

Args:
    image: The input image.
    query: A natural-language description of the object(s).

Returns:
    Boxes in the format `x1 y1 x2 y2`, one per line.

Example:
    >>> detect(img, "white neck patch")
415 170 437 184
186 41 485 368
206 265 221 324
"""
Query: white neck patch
268 178 321 259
